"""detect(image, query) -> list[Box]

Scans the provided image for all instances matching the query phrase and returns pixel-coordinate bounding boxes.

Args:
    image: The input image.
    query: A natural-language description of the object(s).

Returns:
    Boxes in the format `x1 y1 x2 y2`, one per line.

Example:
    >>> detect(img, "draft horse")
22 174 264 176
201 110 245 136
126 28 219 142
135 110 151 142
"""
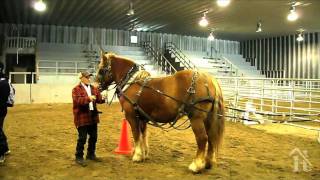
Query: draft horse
96 52 225 173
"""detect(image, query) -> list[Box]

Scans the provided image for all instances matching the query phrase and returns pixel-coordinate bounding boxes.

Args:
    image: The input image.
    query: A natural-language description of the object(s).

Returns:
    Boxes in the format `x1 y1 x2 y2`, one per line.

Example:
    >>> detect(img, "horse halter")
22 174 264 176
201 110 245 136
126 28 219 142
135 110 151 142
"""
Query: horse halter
98 56 113 91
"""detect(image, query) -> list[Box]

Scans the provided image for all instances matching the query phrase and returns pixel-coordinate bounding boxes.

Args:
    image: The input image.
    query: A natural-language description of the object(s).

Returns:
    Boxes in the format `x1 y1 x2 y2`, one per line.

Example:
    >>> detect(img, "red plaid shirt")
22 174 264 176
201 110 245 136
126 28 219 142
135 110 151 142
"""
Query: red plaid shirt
72 83 104 128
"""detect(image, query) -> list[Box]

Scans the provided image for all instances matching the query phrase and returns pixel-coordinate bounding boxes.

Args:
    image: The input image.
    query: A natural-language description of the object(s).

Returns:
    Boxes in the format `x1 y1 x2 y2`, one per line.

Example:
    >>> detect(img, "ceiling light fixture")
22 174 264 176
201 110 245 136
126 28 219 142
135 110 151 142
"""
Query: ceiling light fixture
199 12 209 27
256 21 262 32
287 5 298 21
208 32 215 41
33 0 47 12
127 1 134 16
217 0 231 7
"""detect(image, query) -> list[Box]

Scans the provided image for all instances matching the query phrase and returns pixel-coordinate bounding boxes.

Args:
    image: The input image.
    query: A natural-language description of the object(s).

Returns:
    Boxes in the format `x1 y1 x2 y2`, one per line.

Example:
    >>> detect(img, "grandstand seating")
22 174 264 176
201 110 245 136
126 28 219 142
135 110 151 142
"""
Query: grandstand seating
35 42 264 84
183 50 264 77
36 43 163 84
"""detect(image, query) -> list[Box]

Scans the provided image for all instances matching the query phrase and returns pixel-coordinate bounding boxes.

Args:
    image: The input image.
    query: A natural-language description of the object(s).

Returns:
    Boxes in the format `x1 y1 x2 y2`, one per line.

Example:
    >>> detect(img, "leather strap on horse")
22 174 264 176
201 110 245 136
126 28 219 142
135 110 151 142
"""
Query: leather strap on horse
168 71 198 129
120 92 168 129
117 64 139 91
116 69 216 131
132 78 151 128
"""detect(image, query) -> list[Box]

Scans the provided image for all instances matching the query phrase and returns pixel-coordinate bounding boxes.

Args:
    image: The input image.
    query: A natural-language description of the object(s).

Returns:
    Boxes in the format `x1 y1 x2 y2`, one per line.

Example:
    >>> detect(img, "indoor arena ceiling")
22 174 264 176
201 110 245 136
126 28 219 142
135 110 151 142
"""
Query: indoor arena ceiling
0 0 320 40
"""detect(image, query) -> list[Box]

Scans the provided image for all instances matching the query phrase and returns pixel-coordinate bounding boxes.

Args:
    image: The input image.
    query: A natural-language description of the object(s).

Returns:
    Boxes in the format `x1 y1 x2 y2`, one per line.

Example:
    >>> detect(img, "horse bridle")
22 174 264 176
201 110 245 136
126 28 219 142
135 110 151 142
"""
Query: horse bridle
98 56 113 91
98 54 139 92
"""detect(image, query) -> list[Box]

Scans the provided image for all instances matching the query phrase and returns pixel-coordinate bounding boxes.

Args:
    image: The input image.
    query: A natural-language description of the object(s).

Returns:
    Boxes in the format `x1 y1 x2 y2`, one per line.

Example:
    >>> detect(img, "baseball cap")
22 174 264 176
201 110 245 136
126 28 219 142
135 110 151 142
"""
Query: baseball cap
78 71 93 79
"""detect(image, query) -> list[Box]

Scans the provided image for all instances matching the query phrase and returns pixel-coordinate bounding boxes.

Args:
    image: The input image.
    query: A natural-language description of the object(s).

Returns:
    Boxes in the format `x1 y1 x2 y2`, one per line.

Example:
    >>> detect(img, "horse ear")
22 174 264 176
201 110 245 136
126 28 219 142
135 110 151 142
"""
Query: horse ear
105 52 115 60
100 50 104 58
100 51 109 64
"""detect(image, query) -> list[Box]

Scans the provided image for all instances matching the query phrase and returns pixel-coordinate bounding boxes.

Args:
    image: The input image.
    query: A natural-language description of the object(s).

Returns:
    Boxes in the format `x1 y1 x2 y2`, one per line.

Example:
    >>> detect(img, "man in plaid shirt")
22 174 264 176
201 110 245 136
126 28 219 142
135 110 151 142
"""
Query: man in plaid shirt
72 71 105 167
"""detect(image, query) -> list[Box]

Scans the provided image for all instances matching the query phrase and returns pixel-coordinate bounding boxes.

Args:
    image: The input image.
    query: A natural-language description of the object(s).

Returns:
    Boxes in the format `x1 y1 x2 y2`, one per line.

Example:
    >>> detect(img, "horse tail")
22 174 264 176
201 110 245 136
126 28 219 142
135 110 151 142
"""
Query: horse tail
209 76 225 155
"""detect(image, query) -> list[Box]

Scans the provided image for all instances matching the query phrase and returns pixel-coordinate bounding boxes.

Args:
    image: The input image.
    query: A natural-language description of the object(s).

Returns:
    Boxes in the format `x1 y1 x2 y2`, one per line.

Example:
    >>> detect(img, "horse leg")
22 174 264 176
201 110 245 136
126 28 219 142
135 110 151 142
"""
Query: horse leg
188 114 208 173
205 105 216 169
205 124 216 169
125 113 143 162
205 98 225 169
205 116 221 169
140 122 149 160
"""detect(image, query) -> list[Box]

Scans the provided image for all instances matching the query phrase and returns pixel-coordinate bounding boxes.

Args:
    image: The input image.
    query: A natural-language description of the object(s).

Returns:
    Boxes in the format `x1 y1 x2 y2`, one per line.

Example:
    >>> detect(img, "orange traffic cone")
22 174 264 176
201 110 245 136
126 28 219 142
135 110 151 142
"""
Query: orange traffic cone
114 119 133 155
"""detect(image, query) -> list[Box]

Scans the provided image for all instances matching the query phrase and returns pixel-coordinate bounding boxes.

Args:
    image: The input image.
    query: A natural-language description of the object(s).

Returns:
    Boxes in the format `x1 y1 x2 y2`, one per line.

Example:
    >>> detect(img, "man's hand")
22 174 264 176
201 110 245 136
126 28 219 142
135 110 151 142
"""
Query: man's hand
101 90 108 100
89 95 96 102
92 82 100 88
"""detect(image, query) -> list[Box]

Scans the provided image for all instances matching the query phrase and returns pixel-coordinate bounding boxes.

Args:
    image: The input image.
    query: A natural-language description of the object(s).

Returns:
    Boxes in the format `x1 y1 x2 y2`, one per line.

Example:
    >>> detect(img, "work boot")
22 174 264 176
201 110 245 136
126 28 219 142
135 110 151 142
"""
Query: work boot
86 154 102 162
75 157 87 167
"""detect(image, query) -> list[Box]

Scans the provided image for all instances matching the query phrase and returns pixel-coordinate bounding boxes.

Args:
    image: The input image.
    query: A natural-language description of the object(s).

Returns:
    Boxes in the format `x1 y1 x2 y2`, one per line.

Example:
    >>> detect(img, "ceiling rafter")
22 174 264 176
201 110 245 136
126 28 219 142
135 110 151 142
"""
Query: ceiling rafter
0 0 319 40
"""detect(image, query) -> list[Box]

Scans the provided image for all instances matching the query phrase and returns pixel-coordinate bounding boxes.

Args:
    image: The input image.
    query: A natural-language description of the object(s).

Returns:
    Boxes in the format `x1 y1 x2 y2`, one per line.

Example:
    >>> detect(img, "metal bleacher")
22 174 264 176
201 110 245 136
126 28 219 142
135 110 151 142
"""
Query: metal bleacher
36 43 163 84
183 50 264 77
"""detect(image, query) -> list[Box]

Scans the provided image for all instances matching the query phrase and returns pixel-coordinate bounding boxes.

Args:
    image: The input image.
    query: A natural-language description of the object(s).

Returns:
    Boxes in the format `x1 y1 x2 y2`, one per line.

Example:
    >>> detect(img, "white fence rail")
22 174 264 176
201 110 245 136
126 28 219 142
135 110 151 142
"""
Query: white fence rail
217 77 320 123
9 72 37 84
38 60 95 75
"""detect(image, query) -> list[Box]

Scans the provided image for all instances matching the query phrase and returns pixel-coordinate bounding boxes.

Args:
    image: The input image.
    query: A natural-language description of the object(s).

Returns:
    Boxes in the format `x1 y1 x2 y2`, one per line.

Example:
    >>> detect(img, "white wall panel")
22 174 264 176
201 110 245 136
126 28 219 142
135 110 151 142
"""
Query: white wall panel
1 23 240 56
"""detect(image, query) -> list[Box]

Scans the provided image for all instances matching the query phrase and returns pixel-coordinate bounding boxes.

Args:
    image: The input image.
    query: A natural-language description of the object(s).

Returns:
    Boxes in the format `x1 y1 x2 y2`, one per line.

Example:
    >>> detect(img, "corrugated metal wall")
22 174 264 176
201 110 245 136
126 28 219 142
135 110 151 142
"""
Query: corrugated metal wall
0 23 239 54
240 33 320 79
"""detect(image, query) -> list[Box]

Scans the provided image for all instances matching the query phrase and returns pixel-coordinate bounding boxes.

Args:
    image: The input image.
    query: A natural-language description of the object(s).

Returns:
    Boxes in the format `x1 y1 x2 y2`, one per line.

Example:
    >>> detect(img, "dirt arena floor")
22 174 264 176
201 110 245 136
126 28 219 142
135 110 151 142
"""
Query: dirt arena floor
0 103 319 180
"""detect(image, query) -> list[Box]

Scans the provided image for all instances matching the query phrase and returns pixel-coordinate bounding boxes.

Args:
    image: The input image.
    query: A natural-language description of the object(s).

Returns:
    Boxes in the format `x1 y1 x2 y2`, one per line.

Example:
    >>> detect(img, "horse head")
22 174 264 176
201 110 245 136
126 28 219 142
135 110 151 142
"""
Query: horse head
96 51 115 91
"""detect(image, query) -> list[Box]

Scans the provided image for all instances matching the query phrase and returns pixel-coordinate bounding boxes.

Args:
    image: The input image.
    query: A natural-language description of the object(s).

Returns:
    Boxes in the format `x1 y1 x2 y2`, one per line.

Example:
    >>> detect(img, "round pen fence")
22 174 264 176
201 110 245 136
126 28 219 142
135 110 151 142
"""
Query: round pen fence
217 77 320 141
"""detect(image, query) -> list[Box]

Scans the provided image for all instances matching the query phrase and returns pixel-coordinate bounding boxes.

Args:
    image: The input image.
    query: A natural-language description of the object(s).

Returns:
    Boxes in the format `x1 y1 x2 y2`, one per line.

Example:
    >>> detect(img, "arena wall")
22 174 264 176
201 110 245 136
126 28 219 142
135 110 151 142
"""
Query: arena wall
13 83 117 104
240 33 320 79
0 23 240 54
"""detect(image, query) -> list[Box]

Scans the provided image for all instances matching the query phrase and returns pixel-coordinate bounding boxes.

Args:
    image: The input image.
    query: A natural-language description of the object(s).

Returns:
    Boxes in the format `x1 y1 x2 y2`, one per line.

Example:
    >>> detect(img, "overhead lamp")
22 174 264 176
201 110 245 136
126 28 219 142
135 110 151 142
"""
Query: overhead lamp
199 12 208 27
208 32 215 41
127 2 134 16
217 0 231 7
136 27 143 31
256 21 262 32
287 5 298 21
296 32 304 42
33 0 47 12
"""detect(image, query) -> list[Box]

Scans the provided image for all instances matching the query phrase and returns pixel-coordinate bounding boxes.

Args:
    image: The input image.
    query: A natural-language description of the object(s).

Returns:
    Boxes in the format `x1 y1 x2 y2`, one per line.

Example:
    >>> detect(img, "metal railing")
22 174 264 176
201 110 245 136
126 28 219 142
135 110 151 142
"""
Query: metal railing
142 42 177 74
206 45 221 60
5 37 37 49
38 60 95 75
9 72 37 84
221 56 240 76
165 42 197 70
217 77 320 124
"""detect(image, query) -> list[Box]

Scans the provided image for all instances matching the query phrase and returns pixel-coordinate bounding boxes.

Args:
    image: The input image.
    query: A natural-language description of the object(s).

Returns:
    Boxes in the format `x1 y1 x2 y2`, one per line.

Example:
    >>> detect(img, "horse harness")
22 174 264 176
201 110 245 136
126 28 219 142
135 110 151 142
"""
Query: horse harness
103 64 215 130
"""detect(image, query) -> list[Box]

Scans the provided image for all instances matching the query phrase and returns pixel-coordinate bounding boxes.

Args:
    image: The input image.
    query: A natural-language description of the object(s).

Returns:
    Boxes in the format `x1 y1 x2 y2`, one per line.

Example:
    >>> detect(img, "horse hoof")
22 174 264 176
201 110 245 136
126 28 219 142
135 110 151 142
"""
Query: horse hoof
205 162 212 169
132 155 143 162
188 162 202 173
188 158 206 173
205 159 213 169
132 158 143 162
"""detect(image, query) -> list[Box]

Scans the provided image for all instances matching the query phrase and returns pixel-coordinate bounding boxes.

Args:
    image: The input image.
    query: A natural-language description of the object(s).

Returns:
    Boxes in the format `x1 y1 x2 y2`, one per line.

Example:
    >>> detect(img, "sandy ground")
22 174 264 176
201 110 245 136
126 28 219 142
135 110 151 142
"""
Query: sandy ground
0 103 319 180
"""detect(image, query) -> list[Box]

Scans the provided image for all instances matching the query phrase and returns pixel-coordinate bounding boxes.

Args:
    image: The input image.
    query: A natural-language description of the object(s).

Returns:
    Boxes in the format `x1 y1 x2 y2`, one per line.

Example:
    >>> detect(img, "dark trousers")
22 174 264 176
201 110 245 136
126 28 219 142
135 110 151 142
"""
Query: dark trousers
0 108 9 156
75 124 97 159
